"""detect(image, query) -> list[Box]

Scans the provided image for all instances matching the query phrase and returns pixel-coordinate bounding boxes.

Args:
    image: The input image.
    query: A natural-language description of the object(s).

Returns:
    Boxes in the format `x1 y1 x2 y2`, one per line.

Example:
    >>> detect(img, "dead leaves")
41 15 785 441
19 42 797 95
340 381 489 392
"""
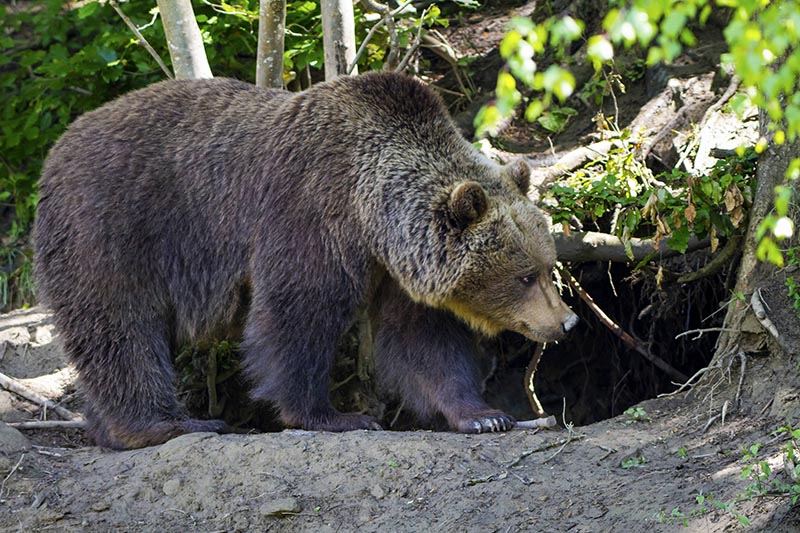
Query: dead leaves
725 183 746 228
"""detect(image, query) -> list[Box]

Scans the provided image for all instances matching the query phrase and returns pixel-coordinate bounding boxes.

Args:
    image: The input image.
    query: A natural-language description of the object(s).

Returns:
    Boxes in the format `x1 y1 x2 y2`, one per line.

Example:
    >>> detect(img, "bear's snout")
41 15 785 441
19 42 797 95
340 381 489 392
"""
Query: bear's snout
561 312 579 333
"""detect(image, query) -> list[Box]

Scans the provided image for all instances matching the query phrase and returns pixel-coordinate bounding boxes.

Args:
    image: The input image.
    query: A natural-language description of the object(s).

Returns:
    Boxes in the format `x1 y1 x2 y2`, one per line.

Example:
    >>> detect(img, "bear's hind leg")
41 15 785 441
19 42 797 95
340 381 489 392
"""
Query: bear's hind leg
374 281 515 433
62 313 229 448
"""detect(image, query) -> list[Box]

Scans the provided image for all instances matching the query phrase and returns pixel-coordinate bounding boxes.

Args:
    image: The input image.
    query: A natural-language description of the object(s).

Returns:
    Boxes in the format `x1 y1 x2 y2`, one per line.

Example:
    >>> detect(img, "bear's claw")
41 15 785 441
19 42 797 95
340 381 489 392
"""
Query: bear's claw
456 411 516 434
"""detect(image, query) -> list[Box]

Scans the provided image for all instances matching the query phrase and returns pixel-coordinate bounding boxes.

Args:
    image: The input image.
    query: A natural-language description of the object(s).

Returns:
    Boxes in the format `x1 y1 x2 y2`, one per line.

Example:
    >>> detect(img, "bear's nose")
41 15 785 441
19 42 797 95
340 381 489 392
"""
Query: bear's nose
561 312 579 333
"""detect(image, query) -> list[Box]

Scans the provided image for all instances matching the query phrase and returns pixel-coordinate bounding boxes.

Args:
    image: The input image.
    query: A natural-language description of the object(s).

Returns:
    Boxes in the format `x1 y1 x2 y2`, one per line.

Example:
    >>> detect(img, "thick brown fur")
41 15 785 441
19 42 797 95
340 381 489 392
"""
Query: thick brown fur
34 72 577 449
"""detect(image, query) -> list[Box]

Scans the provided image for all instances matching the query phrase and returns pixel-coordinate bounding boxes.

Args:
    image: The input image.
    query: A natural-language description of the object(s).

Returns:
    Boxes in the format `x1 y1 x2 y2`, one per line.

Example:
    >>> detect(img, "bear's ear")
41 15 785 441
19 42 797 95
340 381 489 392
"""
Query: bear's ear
506 159 531 195
448 181 488 228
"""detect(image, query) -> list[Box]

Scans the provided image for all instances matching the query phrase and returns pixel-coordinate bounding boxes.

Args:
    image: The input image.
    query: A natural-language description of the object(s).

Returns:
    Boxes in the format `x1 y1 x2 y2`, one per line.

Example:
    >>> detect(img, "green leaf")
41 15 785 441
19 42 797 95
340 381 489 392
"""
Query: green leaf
667 225 690 253
525 100 543 122
77 1 99 20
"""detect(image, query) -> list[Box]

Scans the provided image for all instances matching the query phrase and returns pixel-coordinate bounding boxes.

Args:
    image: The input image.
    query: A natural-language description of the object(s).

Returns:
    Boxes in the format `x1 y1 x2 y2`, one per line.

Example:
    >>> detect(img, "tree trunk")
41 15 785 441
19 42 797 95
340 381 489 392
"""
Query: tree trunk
157 0 213 80
256 0 286 88
699 112 800 417
321 0 358 81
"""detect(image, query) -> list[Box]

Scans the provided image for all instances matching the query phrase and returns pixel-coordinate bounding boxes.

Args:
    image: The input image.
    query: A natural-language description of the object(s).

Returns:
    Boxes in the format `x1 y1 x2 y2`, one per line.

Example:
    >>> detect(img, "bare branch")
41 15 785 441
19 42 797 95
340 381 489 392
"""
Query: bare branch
394 6 427 73
553 230 709 264
109 0 173 79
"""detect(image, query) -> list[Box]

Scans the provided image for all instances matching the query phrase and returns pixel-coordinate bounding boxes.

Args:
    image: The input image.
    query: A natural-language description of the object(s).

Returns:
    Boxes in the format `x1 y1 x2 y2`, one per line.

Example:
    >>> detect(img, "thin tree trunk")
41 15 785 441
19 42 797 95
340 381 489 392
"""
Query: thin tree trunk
713 118 800 366
321 0 357 80
157 0 213 80
256 0 286 88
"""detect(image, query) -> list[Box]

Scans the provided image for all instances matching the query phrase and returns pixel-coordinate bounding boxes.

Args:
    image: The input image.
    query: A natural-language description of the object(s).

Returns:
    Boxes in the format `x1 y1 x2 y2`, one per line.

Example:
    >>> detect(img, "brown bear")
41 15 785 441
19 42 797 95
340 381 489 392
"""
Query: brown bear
34 72 578 449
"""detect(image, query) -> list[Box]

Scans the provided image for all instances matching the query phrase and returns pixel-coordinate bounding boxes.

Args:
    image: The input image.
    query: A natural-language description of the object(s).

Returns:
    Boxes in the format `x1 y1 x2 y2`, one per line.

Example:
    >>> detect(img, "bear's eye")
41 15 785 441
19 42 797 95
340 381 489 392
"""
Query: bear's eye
520 274 537 287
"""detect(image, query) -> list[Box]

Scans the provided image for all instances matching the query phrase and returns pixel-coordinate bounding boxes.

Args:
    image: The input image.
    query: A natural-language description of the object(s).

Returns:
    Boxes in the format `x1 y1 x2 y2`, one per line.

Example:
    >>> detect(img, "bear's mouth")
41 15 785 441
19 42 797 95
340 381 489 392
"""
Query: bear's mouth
516 322 565 343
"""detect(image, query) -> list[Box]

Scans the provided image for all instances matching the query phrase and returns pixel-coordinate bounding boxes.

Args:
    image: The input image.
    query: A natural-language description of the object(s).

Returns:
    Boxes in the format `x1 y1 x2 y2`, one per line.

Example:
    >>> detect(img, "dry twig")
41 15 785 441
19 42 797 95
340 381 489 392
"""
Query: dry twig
0 453 24 500
9 420 86 430
109 0 174 79
0 371 82 421
515 416 557 430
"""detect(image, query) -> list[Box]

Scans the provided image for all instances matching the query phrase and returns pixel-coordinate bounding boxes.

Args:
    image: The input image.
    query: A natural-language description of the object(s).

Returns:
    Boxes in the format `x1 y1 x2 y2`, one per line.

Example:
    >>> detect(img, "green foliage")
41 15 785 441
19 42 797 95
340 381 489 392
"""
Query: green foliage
786 247 800 317
0 0 170 311
655 492 751 527
621 455 647 468
543 134 757 256
737 426 800 505
623 406 650 423
480 0 800 265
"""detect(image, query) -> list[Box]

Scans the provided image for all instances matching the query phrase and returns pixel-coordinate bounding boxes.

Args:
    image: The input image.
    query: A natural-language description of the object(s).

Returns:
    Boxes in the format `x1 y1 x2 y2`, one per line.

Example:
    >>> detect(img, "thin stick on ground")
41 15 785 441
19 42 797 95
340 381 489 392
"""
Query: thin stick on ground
109 0 174 79
8 420 86 430
0 453 24 500
0 371 83 421
560 268 689 383
515 416 557 430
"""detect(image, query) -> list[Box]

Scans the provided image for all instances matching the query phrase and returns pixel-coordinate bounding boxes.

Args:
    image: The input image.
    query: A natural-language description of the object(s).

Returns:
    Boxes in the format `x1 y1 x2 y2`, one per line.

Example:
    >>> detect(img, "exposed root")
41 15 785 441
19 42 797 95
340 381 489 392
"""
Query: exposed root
676 234 742 284
751 289 791 355
561 269 689 383
657 362 721 398
675 327 738 341
524 343 546 417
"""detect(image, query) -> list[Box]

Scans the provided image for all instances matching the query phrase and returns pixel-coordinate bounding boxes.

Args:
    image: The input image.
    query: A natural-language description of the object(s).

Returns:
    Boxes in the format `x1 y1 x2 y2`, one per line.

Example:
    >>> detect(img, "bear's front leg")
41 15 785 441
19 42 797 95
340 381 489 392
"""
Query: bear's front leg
373 280 515 433
241 265 382 432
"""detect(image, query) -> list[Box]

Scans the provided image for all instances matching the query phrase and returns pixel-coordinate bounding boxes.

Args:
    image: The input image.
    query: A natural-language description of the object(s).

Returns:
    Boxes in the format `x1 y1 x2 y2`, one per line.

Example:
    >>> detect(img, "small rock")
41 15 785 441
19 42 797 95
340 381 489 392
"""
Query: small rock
370 484 386 499
0 422 30 458
260 497 301 517
0 422 30 453
162 478 181 496
91 501 110 512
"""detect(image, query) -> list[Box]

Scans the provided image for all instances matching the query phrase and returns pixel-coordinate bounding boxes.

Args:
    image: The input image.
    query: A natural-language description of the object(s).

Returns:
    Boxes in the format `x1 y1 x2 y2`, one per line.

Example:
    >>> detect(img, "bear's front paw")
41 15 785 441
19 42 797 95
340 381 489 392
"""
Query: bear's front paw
455 411 516 434
305 412 383 432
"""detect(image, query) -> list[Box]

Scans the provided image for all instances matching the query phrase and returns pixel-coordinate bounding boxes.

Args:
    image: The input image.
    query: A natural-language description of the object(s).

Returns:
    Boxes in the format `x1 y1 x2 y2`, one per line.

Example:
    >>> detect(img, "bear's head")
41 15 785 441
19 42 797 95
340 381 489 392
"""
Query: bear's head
440 160 579 342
